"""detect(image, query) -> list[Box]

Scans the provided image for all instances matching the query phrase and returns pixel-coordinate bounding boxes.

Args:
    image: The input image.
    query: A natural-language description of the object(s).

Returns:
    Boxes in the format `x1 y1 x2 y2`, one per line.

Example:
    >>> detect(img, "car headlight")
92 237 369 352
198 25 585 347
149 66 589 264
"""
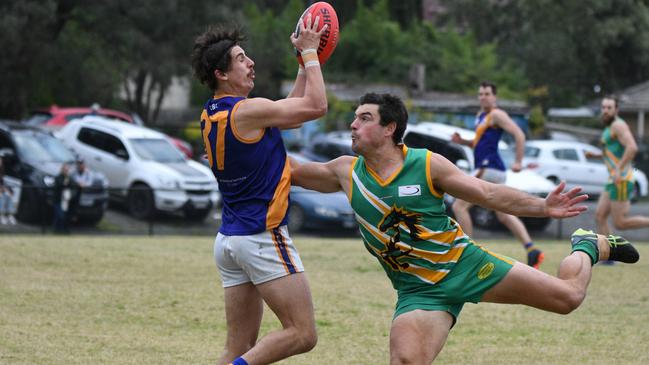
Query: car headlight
157 176 180 190
43 175 55 187
314 206 339 218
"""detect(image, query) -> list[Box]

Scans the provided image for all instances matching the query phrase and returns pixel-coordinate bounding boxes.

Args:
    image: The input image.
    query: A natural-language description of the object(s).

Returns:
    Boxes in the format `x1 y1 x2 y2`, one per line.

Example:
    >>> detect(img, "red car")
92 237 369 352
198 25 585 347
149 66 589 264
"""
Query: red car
24 105 194 158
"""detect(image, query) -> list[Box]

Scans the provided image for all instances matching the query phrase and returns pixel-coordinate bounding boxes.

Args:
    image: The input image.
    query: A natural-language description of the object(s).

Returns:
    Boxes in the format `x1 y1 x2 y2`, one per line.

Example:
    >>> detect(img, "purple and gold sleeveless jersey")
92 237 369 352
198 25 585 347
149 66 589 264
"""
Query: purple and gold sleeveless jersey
200 95 290 235
472 110 505 171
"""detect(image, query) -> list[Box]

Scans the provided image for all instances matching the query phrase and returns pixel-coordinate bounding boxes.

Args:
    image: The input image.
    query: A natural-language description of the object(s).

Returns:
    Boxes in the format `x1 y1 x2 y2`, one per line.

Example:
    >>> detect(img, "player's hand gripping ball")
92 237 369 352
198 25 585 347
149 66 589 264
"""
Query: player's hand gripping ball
294 1 339 66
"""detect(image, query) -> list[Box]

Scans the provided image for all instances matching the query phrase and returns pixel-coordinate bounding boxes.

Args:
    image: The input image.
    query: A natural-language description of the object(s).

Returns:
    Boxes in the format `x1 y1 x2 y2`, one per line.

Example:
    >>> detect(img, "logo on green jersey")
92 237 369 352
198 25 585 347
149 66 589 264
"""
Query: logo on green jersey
477 262 495 280
377 206 423 270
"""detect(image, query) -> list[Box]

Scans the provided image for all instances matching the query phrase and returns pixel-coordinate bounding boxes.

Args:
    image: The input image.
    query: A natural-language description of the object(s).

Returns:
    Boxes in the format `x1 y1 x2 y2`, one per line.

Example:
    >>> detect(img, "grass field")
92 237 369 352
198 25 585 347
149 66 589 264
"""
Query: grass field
1 234 648 365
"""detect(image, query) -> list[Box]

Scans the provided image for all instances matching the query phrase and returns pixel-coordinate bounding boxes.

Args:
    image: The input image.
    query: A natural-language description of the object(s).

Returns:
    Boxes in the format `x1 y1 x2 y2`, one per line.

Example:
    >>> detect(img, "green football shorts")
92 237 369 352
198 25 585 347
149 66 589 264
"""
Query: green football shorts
394 241 514 324
605 181 634 201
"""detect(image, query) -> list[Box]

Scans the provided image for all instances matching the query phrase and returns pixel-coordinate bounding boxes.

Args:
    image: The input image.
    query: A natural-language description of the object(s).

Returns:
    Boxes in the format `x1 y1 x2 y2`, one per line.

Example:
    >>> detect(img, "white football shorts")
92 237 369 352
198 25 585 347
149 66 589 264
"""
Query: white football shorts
214 225 305 287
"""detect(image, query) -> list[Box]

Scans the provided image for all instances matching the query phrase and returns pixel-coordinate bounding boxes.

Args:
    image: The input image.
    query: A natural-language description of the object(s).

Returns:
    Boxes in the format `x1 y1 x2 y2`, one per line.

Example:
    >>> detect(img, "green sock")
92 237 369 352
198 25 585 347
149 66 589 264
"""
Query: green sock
572 240 599 266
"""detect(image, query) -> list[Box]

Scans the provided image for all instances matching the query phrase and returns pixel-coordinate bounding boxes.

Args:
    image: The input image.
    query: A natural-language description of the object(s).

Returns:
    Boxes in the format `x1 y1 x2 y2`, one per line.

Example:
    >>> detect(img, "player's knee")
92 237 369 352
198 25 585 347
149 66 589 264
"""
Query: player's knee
296 329 318 353
494 211 509 223
556 289 586 314
612 217 629 230
452 202 468 214
390 350 418 365
595 210 608 224
391 346 433 365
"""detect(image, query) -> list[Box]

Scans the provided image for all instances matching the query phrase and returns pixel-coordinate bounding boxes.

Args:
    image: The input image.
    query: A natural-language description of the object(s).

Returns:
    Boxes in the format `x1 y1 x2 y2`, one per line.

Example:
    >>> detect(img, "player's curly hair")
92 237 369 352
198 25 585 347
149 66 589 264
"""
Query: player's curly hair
359 93 409 145
191 26 245 91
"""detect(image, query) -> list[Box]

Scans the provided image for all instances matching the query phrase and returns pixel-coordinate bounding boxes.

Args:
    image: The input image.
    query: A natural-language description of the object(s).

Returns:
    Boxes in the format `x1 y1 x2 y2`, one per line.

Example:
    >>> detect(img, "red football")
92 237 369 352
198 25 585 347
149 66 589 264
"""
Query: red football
295 1 339 66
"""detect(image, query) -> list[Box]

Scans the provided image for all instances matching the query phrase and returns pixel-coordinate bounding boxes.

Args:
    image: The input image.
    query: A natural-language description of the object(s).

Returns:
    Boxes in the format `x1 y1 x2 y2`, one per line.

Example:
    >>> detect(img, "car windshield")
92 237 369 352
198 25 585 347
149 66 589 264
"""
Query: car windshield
129 138 185 162
13 131 76 163
23 113 51 126
524 146 540 158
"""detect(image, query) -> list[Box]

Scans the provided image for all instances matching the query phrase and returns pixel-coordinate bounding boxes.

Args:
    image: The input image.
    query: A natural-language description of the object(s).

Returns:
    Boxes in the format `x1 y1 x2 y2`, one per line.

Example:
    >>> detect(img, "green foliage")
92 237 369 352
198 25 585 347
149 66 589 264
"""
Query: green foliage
528 105 545 137
0 0 245 122
0 1 61 118
324 0 527 99
5 0 649 123
322 93 355 131
328 0 414 83
243 0 304 99
443 0 649 106
430 29 527 99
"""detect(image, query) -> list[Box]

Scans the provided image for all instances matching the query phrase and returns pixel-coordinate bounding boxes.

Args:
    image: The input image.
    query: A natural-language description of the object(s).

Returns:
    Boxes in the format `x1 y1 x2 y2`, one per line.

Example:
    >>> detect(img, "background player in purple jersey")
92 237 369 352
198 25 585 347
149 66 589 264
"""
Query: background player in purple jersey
451 81 545 268
191 15 328 365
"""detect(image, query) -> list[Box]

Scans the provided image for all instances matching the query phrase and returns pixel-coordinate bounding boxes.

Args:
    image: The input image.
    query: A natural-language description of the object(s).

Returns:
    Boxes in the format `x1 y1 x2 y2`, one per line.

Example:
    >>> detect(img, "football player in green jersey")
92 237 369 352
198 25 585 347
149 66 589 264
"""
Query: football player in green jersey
586 95 649 237
291 93 639 364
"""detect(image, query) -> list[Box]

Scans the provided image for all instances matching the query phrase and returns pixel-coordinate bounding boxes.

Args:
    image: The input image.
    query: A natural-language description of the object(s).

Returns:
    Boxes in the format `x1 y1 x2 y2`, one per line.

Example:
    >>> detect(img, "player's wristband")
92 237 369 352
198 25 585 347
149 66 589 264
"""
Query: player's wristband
301 48 319 66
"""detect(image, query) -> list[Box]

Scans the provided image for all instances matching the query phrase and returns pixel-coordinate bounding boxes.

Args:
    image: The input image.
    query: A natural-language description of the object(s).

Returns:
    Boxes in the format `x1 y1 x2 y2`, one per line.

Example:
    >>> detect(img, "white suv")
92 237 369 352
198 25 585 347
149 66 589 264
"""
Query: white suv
57 116 219 220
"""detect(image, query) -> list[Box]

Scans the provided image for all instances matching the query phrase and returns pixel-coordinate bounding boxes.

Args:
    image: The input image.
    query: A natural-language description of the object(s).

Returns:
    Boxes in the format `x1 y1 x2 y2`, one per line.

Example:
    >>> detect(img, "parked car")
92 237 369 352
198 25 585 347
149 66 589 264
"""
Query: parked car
300 131 357 162
522 140 648 200
402 122 557 231
57 116 219 221
287 153 357 232
23 104 194 159
0 121 108 224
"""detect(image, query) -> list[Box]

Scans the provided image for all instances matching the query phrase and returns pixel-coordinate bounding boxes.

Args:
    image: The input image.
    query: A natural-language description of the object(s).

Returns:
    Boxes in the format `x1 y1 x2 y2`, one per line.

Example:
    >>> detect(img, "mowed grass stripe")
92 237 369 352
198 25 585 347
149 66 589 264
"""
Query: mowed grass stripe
1 235 648 364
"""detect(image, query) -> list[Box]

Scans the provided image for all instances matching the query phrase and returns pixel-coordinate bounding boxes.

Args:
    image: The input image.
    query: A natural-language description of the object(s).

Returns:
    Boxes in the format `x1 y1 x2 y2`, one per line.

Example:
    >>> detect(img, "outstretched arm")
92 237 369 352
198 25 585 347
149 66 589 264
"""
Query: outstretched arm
291 155 354 194
431 153 588 218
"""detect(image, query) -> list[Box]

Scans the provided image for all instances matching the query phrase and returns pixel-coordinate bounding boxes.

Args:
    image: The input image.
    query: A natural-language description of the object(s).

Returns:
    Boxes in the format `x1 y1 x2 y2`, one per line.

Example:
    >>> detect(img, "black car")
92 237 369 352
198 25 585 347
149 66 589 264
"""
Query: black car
0 121 108 225
300 131 357 162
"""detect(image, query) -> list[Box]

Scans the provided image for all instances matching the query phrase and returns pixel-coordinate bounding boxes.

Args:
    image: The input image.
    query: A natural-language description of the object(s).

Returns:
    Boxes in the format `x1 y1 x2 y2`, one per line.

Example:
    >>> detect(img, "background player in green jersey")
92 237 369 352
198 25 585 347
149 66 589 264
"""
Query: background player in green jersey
291 93 639 364
586 95 649 236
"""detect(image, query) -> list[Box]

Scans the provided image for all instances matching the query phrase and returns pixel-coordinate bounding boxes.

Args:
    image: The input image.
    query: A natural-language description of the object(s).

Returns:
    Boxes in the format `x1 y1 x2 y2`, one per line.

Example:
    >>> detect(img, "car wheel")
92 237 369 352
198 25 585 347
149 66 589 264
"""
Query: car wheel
288 205 305 232
128 183 156 219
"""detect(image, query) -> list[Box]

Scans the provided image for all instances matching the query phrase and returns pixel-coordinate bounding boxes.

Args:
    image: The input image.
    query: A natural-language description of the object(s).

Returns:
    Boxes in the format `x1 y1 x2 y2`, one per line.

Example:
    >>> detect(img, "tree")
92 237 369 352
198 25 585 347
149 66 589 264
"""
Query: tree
76 0 243 124
443 0 649 106
242 0 304 100
326 0 527 99
0 0 78 119
0 0 243 123
327 0 420 83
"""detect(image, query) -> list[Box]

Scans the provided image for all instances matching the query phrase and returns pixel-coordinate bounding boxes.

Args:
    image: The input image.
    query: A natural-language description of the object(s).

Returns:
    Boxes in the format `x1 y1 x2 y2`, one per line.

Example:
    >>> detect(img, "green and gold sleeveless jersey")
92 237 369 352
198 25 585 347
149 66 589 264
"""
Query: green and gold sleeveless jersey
349 145 470 290
602 117 633 183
